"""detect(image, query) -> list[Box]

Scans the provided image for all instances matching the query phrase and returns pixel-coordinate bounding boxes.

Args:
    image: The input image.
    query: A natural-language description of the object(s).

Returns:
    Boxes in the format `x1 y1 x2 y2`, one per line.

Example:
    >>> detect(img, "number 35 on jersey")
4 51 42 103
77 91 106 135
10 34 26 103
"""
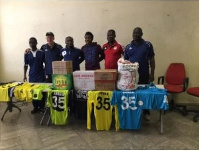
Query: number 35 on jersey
87 91 119 131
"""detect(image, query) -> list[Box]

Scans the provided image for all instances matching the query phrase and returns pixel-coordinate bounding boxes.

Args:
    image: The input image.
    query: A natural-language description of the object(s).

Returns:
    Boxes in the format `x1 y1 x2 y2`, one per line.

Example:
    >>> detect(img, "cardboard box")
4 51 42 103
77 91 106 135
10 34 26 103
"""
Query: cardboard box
52 61 73 74
52 74 73 90
95 80 116 91
94 69 117 80
73 71 95 90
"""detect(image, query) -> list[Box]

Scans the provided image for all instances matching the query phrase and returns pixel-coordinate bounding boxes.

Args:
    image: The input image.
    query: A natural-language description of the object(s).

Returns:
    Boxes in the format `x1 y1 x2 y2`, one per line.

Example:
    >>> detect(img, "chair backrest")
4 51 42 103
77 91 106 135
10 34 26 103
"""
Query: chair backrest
166 63 186 85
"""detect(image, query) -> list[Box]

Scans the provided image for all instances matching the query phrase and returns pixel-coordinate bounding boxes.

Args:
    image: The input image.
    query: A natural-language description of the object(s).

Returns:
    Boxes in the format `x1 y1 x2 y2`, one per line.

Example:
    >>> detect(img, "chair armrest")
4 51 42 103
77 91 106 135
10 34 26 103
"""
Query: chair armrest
183 77 189 91
158 76 164 84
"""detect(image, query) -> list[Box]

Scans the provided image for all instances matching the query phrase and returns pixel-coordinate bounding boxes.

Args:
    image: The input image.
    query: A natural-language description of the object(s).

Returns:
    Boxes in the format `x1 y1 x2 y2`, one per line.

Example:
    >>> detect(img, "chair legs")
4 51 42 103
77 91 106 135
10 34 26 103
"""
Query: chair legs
1 101 21 121
186 109 199 122
170 99 188 116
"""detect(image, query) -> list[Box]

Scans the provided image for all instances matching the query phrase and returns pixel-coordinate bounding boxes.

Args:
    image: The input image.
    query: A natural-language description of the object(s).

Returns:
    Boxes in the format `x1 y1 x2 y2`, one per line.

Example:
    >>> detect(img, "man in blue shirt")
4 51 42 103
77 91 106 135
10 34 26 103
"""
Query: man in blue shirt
61 36 84 71
124 27 155 121
24 37 45 114
24 37 45 82
40 32 63 82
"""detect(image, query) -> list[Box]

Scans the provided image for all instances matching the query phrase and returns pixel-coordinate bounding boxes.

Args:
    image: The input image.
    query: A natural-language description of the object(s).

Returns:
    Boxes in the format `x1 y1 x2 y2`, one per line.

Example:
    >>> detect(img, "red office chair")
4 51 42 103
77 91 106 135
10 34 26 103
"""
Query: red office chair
186 87 199 122
158 63 189 115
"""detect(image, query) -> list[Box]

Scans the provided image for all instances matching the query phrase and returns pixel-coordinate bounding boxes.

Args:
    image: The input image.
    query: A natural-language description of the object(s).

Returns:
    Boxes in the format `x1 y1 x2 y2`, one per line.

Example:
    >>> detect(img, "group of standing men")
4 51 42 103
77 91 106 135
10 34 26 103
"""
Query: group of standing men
24 27 155 120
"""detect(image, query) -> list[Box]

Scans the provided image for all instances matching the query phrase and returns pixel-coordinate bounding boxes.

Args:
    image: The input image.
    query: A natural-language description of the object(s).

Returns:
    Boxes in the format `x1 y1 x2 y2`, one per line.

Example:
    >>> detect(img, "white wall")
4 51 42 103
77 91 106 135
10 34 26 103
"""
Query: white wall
0 0 199 102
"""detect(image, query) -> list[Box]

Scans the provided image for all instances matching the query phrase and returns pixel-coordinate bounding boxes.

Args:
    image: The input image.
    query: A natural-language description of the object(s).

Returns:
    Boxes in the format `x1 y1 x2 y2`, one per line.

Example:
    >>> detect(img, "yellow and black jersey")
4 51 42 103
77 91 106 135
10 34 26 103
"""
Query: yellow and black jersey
87 91 119 131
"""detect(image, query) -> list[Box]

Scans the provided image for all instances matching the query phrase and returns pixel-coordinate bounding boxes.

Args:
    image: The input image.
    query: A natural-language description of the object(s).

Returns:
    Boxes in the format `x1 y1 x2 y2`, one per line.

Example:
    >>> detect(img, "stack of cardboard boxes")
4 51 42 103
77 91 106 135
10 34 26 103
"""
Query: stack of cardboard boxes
94 69 117 91
52 61 73 90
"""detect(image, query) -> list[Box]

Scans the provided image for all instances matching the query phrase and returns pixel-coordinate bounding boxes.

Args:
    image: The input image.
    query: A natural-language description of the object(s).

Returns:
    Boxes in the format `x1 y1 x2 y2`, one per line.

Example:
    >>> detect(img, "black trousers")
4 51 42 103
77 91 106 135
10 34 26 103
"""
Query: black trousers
138 74 150 115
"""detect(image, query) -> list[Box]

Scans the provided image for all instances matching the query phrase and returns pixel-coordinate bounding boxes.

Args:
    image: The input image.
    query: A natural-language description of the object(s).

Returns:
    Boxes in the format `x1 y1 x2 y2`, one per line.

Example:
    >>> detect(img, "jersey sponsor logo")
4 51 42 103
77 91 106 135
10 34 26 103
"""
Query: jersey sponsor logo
129 47 132 50
62 51 67 56
52 92 65 112
96 96 111 111
138 100 143 106
163 95 168 103
113 46 117 50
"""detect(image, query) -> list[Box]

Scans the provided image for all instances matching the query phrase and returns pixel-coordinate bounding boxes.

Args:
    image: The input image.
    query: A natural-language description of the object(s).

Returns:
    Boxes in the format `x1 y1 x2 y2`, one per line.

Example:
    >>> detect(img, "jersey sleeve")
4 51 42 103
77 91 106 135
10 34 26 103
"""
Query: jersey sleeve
65 90 69 111
46 90 52 107
56 44 63 60
87 91 94 130
124 45 130 60
97 44 105 61
79 49 85 64
41 51 45 64
24 54 28 65
111 91 120 131
118 44 124 55
110 91 117 106
147 42 155 59
114 105 120 131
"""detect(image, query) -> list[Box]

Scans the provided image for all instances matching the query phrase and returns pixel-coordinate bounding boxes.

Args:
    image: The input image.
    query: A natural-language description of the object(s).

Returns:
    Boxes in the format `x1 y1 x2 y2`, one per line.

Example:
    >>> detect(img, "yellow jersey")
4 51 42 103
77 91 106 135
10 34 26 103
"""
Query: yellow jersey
14 83 35 101
0 83 19 102
87 91 119 131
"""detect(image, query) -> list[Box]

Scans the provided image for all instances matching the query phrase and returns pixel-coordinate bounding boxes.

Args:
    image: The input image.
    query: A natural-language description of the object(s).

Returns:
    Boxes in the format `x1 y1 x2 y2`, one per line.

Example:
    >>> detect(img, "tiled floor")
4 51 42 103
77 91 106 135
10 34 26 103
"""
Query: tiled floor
0 103 199 150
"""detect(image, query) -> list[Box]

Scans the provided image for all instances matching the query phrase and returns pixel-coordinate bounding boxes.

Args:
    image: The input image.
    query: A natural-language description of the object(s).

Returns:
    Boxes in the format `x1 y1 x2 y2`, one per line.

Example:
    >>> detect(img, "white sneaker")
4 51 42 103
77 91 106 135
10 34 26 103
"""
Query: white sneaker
144 114 150 121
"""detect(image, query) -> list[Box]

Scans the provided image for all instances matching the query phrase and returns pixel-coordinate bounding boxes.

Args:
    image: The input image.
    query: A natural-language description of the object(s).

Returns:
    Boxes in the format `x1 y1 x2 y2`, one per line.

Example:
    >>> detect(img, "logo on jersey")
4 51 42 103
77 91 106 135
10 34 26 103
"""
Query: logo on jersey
163 95 168 104
52 92 65 112
138 100 143 106
129 47 132 50
113 46 117 50
62 51 67 56
45 49 48 52
104 47 107 50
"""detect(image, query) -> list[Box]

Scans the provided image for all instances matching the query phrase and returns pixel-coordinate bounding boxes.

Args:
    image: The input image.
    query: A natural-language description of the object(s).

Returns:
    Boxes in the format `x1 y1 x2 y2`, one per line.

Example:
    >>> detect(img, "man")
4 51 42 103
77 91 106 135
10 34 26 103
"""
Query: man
25 32 63 82
103 29 123 69
124 27 155 121
81 32 104 70
40 32 63 82
24 37 45 114
61 36 84 71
